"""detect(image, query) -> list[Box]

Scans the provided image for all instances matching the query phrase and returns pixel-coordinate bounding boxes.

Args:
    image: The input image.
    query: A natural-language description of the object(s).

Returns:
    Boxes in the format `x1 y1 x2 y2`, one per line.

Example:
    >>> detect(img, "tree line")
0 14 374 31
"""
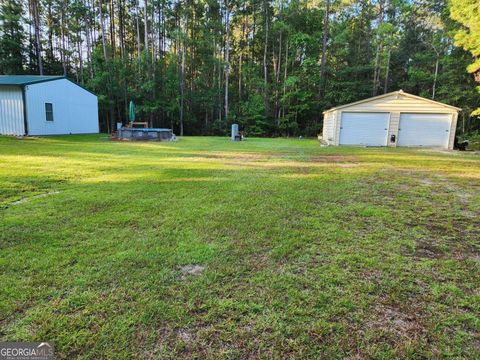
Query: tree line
0 0 479 136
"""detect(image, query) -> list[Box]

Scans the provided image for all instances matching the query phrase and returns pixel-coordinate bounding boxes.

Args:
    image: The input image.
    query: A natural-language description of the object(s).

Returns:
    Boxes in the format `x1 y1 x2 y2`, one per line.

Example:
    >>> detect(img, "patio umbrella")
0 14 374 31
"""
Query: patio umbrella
128 101 135 123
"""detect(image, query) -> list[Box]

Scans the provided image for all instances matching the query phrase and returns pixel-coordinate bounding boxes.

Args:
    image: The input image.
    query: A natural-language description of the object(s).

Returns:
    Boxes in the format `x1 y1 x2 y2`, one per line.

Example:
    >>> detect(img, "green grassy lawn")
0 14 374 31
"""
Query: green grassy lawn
0 135 479 359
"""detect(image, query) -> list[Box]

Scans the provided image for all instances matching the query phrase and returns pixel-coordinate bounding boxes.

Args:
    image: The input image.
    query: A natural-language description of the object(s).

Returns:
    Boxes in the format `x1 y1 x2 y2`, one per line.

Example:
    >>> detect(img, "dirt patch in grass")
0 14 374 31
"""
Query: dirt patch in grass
310 155 359 163
413 238 445 259
456 191 472 201
207 152 273 161
418 178 435 186
418 149 458 155
140 327 171 359
360 169 480 262
368 304 426 341
397 183 416 190
410 214 480 260
11 191 60 205
336 163 361 168
361 269 384 283
179 265 205 279
177 329 194 343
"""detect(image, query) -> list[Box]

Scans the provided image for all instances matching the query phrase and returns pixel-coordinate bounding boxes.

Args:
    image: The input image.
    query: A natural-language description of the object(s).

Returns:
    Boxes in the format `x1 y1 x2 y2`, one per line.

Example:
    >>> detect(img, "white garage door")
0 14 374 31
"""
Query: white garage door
339 112 390 146
398 113 451 147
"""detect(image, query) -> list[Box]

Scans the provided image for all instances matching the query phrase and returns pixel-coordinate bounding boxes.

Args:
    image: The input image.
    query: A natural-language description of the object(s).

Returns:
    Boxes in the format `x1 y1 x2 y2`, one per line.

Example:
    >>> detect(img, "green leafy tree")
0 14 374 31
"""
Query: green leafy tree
450 0 480 115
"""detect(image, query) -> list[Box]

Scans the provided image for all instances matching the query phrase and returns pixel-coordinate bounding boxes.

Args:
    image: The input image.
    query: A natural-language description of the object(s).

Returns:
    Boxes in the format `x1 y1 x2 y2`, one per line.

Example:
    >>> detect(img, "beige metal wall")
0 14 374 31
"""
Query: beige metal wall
447 113 458 150
325 93 458 148
387 112 400 147
322 111 336 144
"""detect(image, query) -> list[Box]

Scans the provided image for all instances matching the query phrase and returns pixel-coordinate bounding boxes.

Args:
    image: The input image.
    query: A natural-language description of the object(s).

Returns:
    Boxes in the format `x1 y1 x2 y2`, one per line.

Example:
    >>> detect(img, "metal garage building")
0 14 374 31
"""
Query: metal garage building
322 90 461 149
0 75 99 136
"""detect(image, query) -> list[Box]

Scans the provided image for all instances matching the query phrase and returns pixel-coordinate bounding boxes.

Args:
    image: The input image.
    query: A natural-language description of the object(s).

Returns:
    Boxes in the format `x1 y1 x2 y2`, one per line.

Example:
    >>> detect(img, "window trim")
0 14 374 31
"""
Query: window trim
45 103 54 122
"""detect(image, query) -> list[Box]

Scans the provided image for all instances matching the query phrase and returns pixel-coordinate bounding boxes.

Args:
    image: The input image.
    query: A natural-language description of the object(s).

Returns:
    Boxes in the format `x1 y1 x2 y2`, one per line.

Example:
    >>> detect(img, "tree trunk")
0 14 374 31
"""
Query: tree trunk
372 0 385 96
319 0 330 98
179 29 186 136
238 0 246 104
77 36 84 83
432 53 439 100
282 38 289 121
136 0 141 62
263 0 269 117
109 0 115 59
90 0 96 40
47 3 54 61
99 0 108 62
275 29 282 128
84 2 93 78
384 48 391 93
224 1 230 123
61 3 67 76
30 0 43 75
144 0 148 53
99 0 115 132
118 0 125 60
151 4 156 63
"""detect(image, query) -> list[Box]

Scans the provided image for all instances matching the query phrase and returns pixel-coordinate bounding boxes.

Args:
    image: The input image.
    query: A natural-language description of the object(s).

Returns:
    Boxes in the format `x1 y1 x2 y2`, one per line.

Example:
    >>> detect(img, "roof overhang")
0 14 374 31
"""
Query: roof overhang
323 90 462 114
0 75 65 86
0 76 97 97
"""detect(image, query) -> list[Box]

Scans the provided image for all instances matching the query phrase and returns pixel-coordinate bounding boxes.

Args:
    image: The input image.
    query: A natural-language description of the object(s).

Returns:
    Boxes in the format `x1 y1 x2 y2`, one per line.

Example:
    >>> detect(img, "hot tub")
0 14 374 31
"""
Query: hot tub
116 128 174 141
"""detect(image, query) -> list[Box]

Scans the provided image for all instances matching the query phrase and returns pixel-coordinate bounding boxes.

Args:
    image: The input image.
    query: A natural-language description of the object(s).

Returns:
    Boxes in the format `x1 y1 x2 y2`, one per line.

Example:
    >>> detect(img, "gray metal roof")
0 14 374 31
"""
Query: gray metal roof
0 75 65 86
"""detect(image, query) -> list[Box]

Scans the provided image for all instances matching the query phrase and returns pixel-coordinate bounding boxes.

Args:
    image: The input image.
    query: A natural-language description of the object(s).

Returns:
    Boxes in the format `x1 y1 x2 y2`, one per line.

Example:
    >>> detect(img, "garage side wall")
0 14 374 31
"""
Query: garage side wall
447 113 457 150
26 79 99 135
322 111 336 144
0 86 25 136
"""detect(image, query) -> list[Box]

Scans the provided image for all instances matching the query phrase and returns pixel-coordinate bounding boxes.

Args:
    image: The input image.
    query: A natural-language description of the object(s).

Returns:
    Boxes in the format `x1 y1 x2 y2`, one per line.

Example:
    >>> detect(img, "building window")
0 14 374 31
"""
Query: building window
45 103 54 121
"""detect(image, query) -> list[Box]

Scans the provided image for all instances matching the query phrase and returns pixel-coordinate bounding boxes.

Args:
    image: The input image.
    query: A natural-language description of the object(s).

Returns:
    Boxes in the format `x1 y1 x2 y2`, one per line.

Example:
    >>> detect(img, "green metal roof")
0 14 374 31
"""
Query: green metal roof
0 75 65 86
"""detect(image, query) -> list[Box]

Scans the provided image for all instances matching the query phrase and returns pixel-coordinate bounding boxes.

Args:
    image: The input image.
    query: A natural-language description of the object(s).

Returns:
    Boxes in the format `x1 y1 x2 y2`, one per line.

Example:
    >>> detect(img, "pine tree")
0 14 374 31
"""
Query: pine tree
0 0 26 74
0 0 478 135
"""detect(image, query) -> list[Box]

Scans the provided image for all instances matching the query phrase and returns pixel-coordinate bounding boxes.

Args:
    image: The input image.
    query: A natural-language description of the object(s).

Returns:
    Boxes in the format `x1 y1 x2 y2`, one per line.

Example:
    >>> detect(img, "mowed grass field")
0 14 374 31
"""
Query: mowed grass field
0 135 479 359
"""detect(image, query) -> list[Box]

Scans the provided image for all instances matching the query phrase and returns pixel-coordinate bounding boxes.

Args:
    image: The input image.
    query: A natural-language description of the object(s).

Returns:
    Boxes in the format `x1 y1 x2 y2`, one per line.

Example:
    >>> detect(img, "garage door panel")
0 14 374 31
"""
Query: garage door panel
398 113 451 147
339 112 389 146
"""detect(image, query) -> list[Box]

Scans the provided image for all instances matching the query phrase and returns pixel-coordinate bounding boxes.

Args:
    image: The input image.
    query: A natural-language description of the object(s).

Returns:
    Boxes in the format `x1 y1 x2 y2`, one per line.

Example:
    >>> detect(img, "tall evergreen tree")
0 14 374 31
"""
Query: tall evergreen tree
0 0 478 135
0 0 26 74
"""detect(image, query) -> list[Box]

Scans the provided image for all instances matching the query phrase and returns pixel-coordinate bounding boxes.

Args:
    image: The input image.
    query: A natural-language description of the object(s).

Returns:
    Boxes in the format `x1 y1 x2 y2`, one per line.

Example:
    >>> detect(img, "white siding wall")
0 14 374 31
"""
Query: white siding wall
25 79 99 135
0 86 25 136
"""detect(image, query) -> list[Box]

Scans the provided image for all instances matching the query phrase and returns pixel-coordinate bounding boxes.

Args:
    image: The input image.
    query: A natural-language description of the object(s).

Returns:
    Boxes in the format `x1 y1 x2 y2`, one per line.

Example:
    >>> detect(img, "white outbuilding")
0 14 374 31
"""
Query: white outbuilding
322 90 461 149
0 75 99 136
